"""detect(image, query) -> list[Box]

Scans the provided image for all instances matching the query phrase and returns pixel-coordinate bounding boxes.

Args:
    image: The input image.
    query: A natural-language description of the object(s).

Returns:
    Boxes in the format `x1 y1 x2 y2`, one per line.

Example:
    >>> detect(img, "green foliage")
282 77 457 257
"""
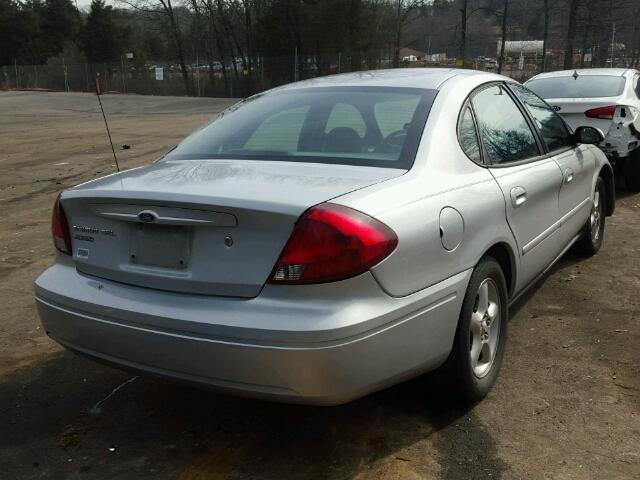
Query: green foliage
41 0 81 57
0 0 80 64
2 0 639 80
0 0 25 64
84 0 126 62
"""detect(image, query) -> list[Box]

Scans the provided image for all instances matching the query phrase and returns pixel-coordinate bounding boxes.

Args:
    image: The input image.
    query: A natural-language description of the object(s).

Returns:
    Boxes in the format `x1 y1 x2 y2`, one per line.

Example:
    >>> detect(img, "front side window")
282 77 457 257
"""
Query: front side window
167 87 437 169
471 84 540 164
458 106 482 163
510 84 573 152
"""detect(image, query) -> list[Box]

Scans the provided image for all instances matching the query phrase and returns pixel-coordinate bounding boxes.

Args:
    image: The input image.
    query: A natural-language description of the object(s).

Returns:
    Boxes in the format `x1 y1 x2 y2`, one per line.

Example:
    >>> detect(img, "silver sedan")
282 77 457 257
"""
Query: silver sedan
35 69 614 405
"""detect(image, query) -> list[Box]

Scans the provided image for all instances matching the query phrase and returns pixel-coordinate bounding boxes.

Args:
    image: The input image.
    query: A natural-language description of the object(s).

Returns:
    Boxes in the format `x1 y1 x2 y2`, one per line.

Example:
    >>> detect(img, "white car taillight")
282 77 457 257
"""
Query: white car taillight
585 105 616 120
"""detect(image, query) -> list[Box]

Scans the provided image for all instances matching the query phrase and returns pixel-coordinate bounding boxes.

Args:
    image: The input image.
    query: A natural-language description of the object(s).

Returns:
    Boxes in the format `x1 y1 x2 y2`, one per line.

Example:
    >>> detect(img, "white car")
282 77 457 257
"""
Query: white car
526 68 640 190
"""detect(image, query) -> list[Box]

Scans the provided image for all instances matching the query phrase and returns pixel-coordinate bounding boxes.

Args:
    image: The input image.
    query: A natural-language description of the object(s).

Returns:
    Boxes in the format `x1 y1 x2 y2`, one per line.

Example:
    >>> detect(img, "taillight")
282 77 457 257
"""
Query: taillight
52 194 72 255
269 203 398 284
585 105 615 120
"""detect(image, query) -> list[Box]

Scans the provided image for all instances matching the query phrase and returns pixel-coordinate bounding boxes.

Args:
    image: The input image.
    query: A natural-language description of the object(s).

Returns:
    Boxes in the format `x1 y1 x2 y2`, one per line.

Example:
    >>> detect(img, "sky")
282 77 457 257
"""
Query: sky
75 0 113 8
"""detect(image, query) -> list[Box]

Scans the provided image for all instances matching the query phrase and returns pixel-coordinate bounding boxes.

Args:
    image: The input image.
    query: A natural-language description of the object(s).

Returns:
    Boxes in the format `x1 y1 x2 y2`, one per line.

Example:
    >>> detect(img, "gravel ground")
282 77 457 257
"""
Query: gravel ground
0 91 638 480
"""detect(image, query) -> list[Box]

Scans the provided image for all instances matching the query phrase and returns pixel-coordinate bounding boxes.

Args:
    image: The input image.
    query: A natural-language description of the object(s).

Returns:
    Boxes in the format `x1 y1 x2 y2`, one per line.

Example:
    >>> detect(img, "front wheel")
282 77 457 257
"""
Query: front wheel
577 176 605 256
437 256 508 402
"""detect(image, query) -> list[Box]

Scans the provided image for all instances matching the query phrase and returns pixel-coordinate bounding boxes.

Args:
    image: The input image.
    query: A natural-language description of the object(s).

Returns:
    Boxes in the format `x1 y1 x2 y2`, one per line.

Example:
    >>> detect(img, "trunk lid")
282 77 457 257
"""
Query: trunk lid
62 159 403 297
545 97 623 133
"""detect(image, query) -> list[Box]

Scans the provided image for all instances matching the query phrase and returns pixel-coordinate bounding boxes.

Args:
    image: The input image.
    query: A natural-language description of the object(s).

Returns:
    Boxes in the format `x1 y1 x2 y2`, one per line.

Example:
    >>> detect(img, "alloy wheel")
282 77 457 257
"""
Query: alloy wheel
590 186 603 243
469 278 501 378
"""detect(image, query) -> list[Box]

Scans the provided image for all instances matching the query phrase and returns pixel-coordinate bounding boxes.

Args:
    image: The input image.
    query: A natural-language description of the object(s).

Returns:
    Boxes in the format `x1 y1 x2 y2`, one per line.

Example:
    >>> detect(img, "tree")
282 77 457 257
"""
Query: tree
629 1 640 67
41 0 81 59
497 0 508 74
6 0 640 97
563 0 580 69
541 0 549 71
459 0 468 67
392 0 422 68
0 0 26 64
84 0 124 62
118 0 193 95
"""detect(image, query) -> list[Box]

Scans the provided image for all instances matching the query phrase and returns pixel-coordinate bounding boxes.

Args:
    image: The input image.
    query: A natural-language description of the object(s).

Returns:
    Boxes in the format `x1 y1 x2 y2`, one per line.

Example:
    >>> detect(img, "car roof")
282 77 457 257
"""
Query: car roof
530 68 635 80
270 68 509 92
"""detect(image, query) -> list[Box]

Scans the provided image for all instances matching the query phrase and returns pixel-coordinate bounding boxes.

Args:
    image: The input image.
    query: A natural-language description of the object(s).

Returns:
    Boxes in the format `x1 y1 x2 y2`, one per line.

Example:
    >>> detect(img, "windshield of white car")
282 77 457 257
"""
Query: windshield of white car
526 75 626 99
165 86 437 169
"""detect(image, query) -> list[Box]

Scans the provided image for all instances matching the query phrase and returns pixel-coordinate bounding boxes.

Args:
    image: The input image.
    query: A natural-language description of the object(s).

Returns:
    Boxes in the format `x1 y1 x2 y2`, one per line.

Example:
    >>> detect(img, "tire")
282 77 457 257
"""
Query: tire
437 256 508 402
577 176 605 256
624 150 640 192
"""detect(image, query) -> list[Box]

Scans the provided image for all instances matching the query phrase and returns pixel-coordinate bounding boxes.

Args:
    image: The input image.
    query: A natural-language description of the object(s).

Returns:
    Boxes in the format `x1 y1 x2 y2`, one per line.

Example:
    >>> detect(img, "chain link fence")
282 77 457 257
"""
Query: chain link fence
1 53 564 98
1 54 400 97
2 61 212 97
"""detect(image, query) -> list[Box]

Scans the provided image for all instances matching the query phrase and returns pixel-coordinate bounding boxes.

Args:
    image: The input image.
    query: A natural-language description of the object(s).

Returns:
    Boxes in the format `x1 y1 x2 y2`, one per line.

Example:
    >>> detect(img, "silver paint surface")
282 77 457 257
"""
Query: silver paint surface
35 69 613 404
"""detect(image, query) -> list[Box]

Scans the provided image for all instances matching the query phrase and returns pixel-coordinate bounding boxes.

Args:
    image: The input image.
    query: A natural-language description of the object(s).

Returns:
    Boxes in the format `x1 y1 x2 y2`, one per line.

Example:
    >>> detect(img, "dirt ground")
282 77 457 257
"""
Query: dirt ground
0 91 638 480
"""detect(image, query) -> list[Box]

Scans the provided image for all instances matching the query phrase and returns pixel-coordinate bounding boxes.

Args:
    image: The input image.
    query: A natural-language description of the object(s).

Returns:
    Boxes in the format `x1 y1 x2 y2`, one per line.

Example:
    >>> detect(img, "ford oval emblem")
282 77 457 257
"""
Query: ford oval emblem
138 211 156 223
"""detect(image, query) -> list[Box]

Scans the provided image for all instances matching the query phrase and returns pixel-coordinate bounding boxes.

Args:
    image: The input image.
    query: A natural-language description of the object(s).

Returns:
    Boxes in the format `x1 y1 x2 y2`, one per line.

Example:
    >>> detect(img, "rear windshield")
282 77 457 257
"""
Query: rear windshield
165 86 437 169
526 75 626 99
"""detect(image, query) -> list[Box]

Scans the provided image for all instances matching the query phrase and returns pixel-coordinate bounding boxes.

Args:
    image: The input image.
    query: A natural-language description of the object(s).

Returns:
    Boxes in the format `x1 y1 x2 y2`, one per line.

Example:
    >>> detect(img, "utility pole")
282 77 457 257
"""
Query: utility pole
497 0 509 74
460 0 468 68
541 0 549 72
196 52 201 96
121 56 126 93
610 22 616 66
63 57 69 92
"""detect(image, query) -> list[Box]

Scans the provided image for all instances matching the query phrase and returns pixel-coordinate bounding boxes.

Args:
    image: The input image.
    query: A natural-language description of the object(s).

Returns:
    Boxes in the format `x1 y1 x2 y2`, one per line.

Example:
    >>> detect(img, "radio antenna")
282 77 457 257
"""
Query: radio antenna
91 66 120 172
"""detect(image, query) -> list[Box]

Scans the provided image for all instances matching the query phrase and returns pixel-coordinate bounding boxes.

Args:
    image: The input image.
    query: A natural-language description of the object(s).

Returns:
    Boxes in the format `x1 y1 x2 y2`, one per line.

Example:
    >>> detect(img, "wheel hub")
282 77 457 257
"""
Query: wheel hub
590 188 603 242
469 278 501 378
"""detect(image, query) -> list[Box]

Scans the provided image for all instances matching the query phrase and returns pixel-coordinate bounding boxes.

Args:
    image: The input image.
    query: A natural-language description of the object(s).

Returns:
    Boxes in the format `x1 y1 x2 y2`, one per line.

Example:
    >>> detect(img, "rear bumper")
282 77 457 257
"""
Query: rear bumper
34 257 470 405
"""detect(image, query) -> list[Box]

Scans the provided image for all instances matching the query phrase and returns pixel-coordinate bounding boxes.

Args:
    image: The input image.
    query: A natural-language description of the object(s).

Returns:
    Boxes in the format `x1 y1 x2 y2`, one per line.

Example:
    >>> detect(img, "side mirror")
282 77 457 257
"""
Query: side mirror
574 126 604 145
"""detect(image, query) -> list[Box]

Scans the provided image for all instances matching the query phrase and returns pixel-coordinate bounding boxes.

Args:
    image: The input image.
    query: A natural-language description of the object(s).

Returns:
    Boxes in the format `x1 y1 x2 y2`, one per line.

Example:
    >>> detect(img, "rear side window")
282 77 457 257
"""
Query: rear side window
458 106 482 163
509 84 573 152
325 103 366 137
471 84 540 164
526 75 626 99
245 106 309 152
374 96 421 137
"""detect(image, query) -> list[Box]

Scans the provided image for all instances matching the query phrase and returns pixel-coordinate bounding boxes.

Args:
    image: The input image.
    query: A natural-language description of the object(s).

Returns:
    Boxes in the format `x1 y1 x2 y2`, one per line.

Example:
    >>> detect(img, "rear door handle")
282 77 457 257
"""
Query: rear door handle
564 168 574 184
510 186 527 208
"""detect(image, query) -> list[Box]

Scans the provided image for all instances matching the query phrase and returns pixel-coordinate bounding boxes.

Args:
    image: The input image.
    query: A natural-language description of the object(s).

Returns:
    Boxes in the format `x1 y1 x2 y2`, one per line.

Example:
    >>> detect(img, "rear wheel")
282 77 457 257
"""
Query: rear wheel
624 150 640 192
577 176 605 256
438 256 508 402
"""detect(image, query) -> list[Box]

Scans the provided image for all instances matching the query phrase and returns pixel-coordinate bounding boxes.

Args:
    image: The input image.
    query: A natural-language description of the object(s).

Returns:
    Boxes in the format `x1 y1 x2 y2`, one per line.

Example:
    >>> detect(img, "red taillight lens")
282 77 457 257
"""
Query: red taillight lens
52 194 72 255
269 203 398 284
585 105 615 120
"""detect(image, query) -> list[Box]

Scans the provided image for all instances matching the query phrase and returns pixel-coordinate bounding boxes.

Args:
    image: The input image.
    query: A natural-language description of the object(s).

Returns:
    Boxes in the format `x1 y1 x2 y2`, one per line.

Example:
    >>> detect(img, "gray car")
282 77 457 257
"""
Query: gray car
35 69 614 405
